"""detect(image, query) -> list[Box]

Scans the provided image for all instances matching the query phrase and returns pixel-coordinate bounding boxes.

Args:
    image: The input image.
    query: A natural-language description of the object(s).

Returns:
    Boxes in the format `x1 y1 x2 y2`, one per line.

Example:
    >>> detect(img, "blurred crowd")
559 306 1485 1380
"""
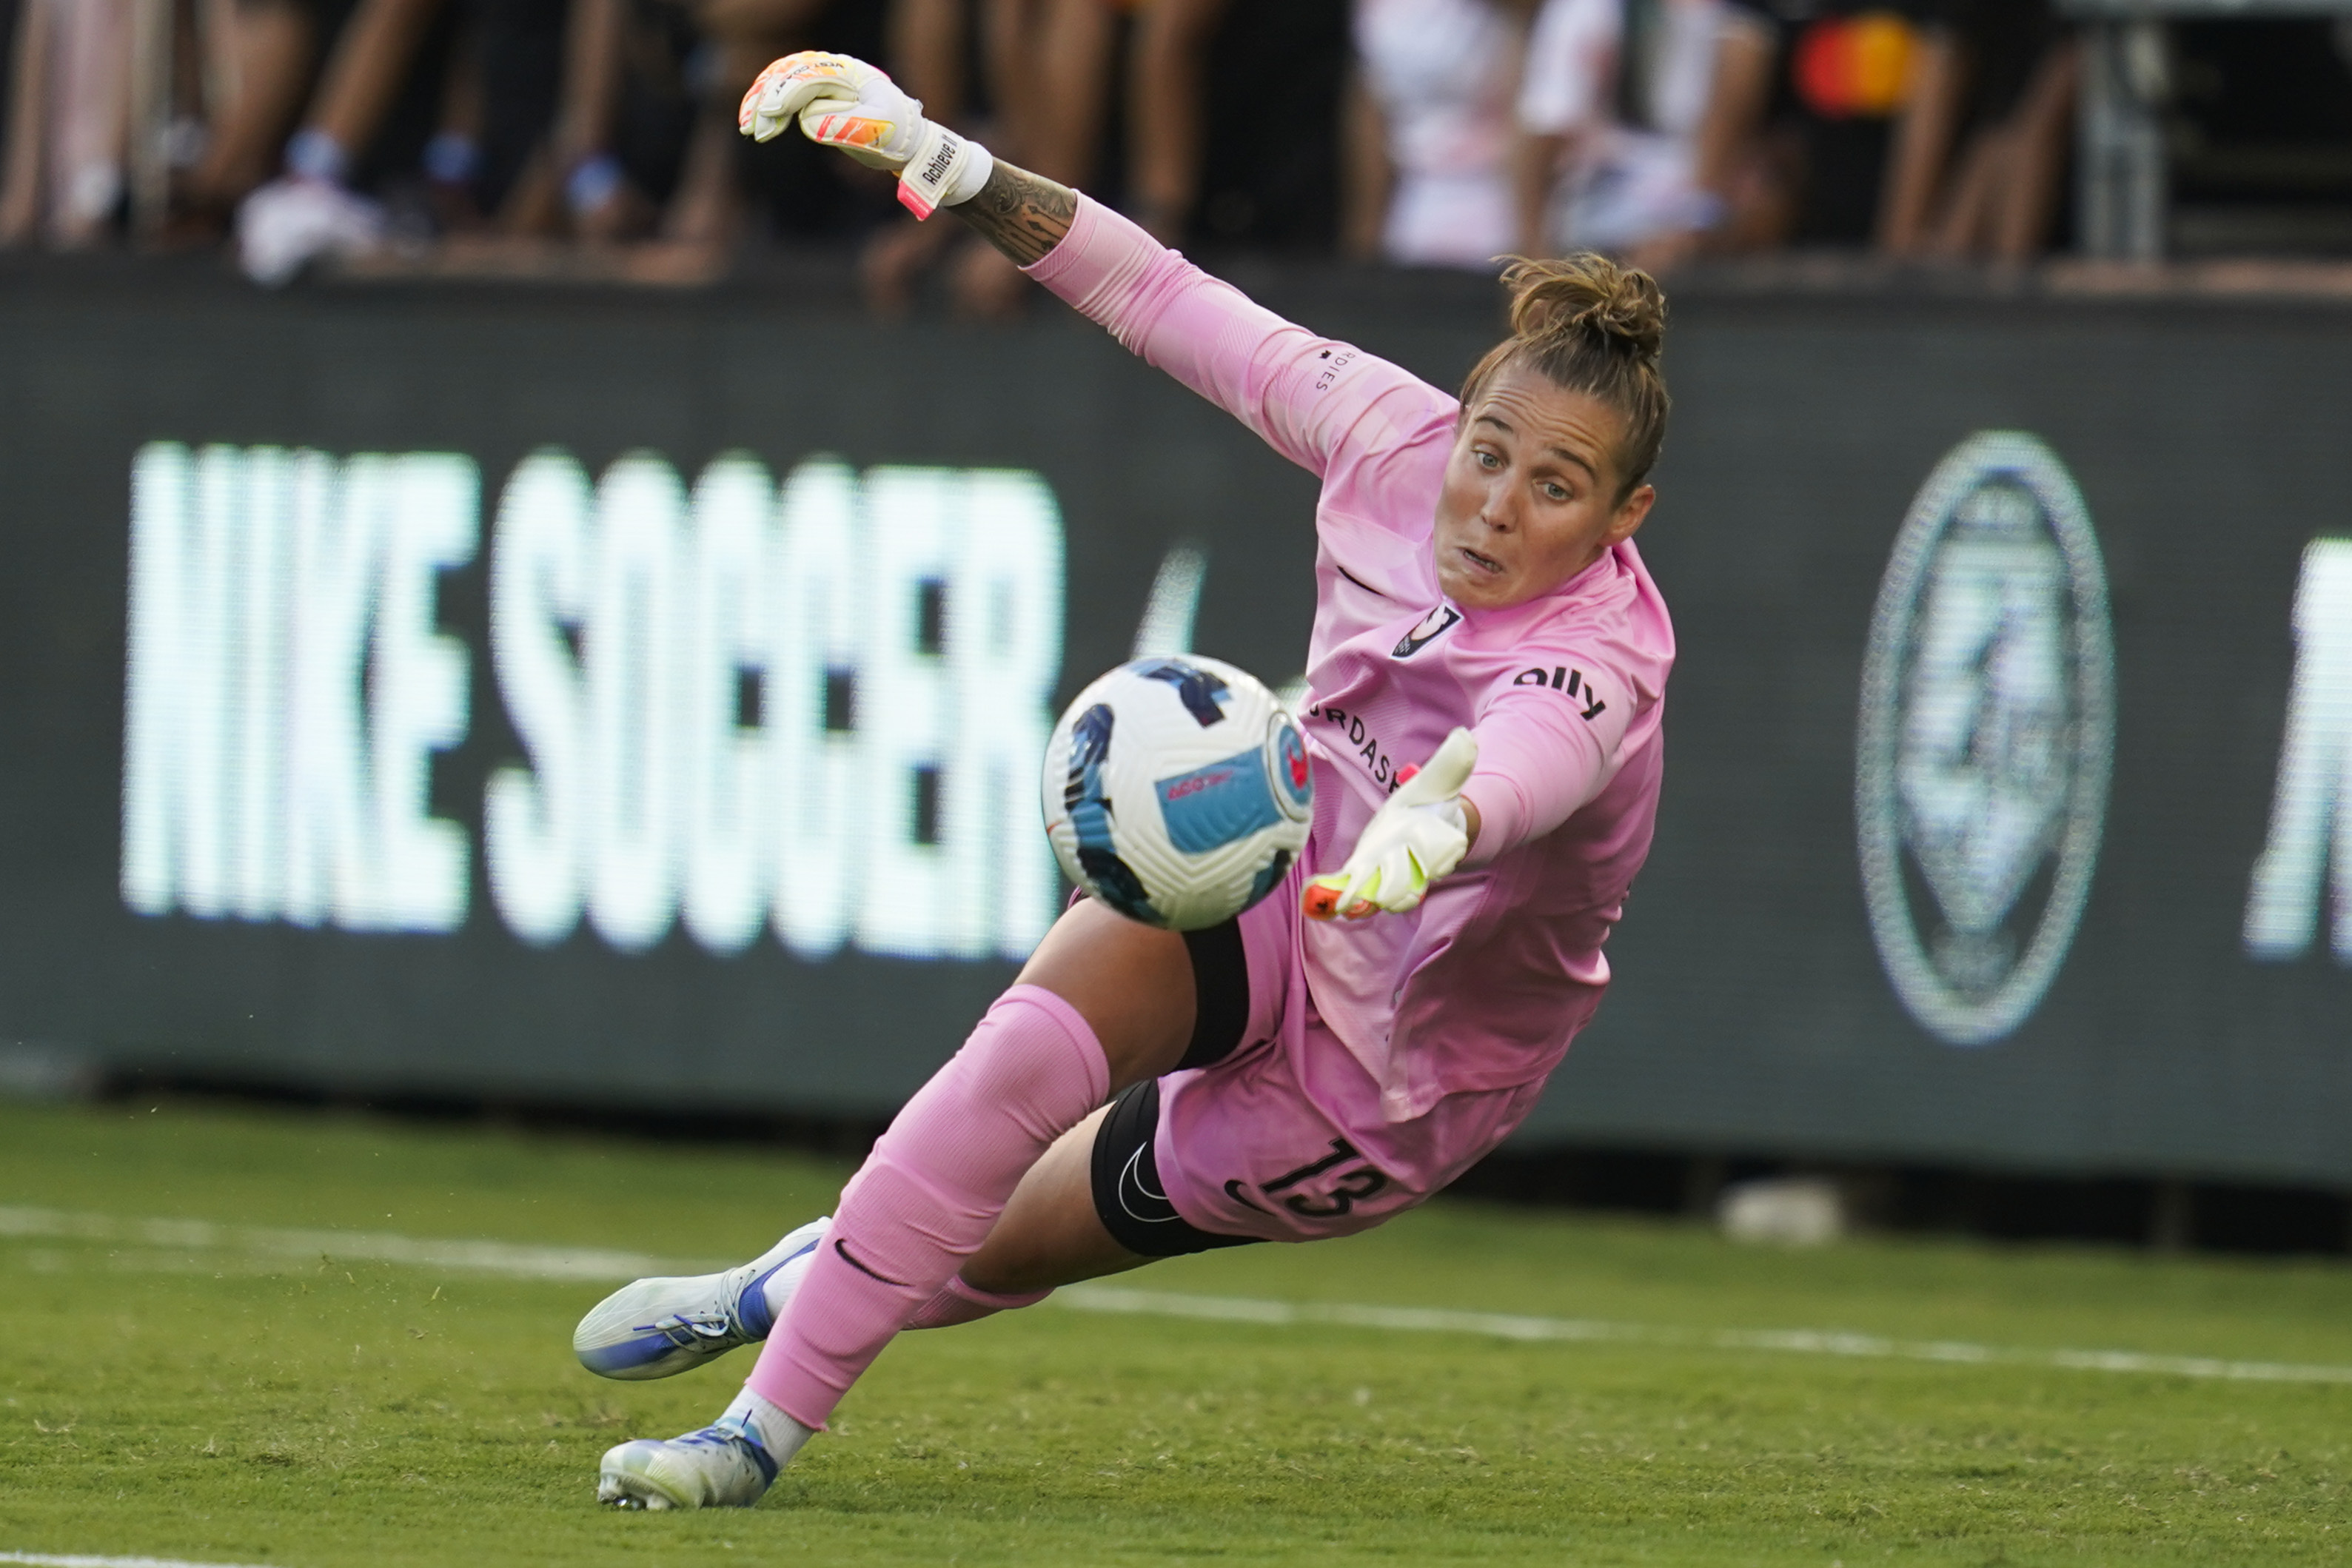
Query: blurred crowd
1 0 2348 295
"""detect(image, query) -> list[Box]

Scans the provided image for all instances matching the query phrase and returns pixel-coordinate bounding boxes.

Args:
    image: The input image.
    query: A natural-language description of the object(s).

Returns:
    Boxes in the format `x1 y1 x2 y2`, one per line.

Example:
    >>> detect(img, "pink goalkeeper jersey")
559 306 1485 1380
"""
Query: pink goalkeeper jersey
1028 198 1675 1123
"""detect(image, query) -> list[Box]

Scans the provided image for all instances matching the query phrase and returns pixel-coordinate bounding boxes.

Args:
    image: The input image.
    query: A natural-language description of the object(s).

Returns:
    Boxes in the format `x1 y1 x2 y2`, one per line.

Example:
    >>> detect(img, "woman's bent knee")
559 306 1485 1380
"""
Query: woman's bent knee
1013 898 1196 1089
962 1109 1148 1295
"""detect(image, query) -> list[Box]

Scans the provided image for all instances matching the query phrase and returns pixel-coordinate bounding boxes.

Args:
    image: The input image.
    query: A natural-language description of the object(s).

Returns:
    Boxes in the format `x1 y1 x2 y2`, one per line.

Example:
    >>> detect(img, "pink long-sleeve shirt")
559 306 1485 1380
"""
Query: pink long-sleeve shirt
1028 198 1675 1123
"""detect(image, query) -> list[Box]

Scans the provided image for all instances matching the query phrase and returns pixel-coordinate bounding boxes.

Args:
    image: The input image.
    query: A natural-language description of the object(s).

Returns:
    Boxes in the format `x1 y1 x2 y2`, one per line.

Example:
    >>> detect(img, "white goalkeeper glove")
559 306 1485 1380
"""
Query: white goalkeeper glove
738 51 994 219
1303 728 1478 922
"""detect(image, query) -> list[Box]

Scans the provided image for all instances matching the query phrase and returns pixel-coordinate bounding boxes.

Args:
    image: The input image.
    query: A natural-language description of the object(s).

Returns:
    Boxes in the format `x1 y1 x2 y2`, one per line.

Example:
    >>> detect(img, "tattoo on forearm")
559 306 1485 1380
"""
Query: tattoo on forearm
952 162 1078 267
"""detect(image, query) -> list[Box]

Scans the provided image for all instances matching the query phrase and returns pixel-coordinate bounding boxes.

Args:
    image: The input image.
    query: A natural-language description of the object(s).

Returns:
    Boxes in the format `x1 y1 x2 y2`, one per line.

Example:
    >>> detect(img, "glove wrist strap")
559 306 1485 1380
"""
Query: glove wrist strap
897 122 993 218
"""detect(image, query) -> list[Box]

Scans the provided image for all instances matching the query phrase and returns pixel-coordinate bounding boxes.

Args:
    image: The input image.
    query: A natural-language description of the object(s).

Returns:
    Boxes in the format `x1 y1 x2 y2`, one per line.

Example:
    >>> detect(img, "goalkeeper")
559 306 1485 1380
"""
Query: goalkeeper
583 49 1678 1511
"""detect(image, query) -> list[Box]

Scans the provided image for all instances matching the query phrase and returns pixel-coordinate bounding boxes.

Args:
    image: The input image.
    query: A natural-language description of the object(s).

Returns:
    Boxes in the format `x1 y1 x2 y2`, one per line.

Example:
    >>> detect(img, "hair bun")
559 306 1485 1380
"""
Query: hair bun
1499 254 1666 363
1455 250 1672 494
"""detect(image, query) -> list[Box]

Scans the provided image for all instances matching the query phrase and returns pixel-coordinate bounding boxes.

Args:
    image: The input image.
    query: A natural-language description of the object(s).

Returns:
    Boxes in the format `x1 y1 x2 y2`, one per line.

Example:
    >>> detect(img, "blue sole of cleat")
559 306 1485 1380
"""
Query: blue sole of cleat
577 1334 708 1378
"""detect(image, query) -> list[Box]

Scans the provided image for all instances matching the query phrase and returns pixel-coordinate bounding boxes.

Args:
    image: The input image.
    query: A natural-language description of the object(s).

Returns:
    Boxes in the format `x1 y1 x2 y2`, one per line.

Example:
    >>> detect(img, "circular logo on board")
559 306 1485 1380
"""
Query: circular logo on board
1855 432 2115 1047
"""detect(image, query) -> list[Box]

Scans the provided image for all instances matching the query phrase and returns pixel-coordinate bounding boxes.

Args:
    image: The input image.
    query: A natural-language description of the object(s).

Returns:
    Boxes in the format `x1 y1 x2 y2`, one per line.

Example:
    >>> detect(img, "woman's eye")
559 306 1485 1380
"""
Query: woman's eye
1542 482 1570 502
1475 450 1501 469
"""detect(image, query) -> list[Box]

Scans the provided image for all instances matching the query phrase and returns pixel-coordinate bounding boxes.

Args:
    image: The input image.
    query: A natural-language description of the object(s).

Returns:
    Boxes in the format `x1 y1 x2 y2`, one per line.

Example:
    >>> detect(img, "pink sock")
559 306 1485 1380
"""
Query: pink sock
745 985 1108 1428
904 1275 1051 1330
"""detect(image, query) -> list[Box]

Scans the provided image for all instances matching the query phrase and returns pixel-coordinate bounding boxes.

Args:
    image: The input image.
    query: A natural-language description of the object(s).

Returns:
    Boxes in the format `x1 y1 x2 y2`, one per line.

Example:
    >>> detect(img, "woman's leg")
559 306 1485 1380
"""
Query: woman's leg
738 898 1196 1432
959 1105 1147 1294
885 1108 1149 1333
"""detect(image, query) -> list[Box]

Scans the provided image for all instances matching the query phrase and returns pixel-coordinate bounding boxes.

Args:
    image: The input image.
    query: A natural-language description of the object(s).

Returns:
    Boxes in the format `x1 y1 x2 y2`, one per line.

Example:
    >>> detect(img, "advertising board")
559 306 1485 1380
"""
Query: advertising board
1 269 2348 1185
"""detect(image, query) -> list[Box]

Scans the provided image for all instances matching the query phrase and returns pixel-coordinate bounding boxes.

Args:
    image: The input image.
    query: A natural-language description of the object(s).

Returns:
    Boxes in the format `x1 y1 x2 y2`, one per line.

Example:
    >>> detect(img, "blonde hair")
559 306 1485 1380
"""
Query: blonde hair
1458 252 1670 499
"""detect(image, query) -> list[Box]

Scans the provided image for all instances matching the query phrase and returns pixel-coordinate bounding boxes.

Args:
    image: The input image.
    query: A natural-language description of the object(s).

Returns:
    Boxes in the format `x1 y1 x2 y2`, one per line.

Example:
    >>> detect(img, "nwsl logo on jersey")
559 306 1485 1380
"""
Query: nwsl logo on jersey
1393 605 1460 658
1855 432 2114 1048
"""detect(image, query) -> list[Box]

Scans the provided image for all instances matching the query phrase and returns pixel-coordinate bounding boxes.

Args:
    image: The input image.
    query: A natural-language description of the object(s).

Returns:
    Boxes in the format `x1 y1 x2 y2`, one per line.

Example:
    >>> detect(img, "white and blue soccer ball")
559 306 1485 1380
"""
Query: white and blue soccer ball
1042 656 1314 931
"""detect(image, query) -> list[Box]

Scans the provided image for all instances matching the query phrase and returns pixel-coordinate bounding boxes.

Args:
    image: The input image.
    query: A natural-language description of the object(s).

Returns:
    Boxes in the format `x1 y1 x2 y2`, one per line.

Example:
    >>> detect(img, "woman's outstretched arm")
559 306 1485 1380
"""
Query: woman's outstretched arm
742 51 1446 478
949 161 1079 267
968 164 1451 484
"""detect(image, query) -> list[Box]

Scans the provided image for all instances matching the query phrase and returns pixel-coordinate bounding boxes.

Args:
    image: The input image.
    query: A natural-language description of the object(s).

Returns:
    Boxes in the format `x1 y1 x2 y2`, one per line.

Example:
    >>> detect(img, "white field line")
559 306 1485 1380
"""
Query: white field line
7 1205 2349 1388
0 1555 279 1568
0 1205 718 1282
1054 1284 2352 1387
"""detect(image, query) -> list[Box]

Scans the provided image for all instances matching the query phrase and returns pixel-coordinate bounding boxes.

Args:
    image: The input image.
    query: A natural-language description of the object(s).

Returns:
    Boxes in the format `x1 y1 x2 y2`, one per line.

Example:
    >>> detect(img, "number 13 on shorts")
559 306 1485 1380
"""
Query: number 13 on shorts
1225 1137 1390 1219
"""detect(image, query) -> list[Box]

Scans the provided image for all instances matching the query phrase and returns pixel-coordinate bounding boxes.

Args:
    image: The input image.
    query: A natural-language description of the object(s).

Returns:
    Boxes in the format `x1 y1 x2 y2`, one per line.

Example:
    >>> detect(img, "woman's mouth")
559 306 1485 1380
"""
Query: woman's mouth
1458 546 1504 576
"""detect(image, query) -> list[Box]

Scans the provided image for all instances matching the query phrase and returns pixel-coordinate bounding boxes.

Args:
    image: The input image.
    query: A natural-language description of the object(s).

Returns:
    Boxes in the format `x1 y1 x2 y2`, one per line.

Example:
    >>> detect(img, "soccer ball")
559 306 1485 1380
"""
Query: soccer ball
1042 656 1314 931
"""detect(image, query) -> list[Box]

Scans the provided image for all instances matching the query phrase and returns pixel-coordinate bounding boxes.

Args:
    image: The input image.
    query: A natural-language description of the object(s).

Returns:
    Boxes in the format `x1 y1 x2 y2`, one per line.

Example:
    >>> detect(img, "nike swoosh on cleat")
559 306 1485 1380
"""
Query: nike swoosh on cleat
832 1237 911 1287
730 1229 828 1341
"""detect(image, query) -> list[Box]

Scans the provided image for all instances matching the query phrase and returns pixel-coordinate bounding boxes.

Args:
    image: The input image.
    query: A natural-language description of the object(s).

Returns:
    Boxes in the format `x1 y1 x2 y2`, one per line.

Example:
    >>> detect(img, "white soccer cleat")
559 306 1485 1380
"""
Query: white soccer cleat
573 1216 828 1381
597 1425 778 1510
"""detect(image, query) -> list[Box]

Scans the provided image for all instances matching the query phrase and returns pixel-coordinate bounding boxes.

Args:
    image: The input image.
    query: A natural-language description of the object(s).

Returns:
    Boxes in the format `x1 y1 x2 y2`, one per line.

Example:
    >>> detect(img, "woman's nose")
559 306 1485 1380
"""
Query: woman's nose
1478 479 1517 532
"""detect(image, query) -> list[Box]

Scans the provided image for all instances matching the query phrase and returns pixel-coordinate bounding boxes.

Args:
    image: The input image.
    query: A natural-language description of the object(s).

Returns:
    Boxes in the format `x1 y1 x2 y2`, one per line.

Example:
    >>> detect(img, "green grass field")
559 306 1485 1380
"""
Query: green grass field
1 1096 2347 1567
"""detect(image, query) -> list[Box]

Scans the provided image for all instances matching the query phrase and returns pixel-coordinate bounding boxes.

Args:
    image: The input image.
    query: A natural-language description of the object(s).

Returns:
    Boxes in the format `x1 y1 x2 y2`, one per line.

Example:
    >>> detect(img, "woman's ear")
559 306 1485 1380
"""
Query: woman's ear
1608 483 1656 546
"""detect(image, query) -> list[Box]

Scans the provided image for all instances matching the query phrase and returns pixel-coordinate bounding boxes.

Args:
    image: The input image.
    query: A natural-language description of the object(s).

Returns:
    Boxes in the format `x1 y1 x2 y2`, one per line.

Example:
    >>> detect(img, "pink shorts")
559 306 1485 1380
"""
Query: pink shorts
1139 867 1548 1246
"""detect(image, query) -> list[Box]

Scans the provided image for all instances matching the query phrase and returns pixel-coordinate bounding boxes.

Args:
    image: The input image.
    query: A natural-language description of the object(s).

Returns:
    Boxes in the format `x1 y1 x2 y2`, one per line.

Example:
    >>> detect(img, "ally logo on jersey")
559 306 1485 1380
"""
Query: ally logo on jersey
1512 664 1608 722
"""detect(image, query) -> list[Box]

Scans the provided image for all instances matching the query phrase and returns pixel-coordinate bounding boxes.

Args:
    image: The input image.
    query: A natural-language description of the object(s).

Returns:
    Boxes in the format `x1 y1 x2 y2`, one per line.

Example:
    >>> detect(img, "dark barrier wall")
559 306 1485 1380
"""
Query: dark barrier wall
3 263 2351 1189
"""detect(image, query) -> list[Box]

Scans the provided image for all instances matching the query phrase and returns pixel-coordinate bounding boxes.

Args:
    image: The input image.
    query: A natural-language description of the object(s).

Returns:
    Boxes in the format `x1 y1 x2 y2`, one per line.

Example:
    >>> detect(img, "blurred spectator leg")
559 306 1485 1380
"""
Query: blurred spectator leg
464 0 565 236
1028 0 1110 187
949 0 1109 316
195 0 245 113
181 0 316 221
128 0 178 238
0 0 51 246
7 0 138 249
1874 27 1961 255
302 0 448 166
863 207 956 312
979 0 1039 161
1513 128 1567 259
950 217 1028 312
1924 123 2005 256
543 0 632 241
421 10 484 231
1126 0 1225 244
57 0 135 247
862 0 972 313
1337 63 1389 262
1989 38 2077 264
500 0 691 244
1628 13 1778 274
1925 39 2077 264
660 113 738 247
664 1 825 249
235 0 452 281
889 0 969 115
497 141 562 232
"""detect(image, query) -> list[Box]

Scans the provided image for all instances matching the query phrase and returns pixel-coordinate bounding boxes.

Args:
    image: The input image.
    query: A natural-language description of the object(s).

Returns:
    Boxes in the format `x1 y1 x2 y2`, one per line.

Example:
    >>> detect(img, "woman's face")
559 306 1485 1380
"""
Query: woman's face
1432 365 1655 612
